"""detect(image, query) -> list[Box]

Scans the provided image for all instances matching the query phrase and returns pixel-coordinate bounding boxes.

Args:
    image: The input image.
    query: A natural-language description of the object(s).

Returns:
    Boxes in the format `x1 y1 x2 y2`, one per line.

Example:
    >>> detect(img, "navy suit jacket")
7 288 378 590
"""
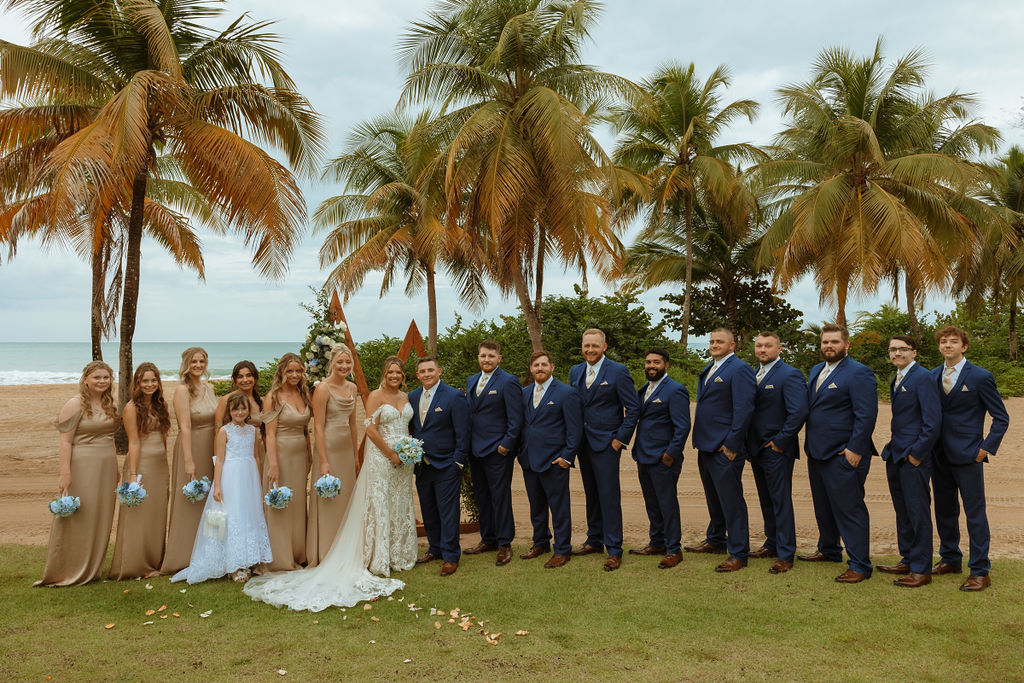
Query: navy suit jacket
692 354 756 454
569 357 640 450
408 381 469 469
745 359 808 459
465 366 523 457
804 356 878 460
932 360 1009 465
632 376 691 465
519 379 583 473
881 362 941 463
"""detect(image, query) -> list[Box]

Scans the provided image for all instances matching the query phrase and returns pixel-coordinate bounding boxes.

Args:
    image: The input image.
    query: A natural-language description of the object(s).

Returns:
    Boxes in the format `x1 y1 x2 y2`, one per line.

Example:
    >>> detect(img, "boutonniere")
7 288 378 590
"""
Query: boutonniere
713 376 724 383
652 398 663 403
488 389 497 395
764 384 774 390
827 382 838 389
961 385 969 392
600 380 609 386
434 406 443 412
546 400 556 405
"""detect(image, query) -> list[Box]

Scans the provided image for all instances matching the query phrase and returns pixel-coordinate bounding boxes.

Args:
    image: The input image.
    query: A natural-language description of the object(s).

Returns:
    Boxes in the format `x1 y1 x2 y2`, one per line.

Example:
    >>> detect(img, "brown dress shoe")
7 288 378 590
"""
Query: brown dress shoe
440 561 458 577
798 550 842 562
835 569 869 583
932 561 963 575
715 557 747 572
894 572 932 588
464 542 499 555
684 541 726 554
544 554 570 569
603 555 622 572
628 545 666 556
748 547 778 559
495 546 513 566
877 562 911 575
519 545 550 560
571 544 603 556
416 552 441 564
769 560 793 574
960 575 991 592
658 552 683 569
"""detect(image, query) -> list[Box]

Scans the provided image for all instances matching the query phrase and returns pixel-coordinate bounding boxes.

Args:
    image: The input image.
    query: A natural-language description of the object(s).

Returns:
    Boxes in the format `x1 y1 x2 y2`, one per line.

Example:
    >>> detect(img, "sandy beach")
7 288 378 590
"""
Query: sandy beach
3 382 1022 560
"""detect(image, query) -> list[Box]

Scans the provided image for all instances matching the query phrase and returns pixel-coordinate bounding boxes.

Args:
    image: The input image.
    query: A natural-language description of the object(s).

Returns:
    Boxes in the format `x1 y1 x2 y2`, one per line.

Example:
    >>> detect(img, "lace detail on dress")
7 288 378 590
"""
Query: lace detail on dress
222 423 255 461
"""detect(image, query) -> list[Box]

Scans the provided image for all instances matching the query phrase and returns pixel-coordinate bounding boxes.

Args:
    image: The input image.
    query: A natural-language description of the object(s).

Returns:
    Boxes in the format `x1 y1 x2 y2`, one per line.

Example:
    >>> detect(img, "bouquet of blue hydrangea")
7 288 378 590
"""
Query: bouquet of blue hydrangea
182 476 212 503
393 436 425 465
313 474 342 498
116 477 147 507
48 494 81 517
265 485 293 509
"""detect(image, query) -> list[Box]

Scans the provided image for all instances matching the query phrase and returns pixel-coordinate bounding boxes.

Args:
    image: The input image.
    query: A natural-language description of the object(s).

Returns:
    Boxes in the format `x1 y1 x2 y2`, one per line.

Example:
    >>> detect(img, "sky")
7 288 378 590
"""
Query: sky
2 0 1023 344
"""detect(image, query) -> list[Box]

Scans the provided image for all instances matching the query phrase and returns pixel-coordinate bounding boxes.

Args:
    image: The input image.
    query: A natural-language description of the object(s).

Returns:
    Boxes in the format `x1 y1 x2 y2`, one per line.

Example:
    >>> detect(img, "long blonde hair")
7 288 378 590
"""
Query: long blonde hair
378 355 407 390
79 360 117 420
268 352 312 409
178 346 209 398
327 344 353 379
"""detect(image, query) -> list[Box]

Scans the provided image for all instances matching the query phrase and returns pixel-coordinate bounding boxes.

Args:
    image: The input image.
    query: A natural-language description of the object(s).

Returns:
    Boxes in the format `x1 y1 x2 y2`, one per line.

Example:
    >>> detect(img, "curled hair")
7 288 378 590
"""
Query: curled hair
379 355 407 389
131 362 170 439
231 360 263 411
935 325 970 346
79 360 117 420
646 347 671 363
268 353 312 410
178 347 209 398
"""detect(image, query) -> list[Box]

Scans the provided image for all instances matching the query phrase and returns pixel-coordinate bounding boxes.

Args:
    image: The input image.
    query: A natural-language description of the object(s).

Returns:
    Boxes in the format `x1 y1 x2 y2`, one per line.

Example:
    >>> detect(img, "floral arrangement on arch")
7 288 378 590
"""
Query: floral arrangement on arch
299 286 349 388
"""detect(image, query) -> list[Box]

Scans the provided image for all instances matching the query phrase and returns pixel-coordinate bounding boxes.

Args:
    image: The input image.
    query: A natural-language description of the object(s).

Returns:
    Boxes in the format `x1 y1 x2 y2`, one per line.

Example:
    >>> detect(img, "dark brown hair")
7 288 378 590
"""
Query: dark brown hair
934 325 970 346
889 335 917 351
231 360 263 411
529 349 553 365
821 323 850 342
478 340 501 353
131 362 170 439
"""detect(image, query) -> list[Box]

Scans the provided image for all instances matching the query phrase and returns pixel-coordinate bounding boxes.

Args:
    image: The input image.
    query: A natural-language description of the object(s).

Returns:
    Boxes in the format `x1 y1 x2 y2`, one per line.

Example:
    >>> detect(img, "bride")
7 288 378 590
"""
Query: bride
244 355 417 611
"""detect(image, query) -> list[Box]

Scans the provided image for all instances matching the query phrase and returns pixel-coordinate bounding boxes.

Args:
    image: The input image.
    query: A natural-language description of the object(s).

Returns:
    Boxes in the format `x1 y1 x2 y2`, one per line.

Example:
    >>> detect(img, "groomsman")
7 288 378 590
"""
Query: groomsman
569 328 640 572
409 357 469 577
800 324 877 583
745 331 808 575
630 348 691 569
878 335 941 588
518 350 583 568
687 328 756 572
931 326 1009 592
464 340 524 567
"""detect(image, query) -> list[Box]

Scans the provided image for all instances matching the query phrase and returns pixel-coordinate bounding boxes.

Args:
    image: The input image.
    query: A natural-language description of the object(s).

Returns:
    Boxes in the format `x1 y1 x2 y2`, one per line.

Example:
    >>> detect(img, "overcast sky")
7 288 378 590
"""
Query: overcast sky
2 0 1022 343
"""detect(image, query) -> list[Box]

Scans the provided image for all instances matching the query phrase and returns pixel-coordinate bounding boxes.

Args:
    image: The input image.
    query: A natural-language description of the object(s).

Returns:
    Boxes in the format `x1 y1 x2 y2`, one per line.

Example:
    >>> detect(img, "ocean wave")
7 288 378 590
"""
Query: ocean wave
0 371 230 386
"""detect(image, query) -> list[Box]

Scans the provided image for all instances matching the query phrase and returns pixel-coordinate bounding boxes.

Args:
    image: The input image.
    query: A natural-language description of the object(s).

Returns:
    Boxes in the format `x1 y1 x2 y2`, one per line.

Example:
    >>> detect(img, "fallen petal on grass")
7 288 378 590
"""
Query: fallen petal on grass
515 630 530 636
172 613 180 618
157 605 167 612
160 615 168 620
144 584 152 590
142 621 154 626
363 604 372 611
199 610 212 618
104 623 115 630
277 670 286 676
144 610 156 616
122 589 130 594
370 616 380 622
434 621 441 629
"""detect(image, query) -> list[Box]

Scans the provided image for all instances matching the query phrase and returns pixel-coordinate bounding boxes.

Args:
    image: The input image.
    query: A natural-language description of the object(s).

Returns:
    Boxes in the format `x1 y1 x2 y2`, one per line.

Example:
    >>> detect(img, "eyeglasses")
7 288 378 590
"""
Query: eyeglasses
887 347 914 353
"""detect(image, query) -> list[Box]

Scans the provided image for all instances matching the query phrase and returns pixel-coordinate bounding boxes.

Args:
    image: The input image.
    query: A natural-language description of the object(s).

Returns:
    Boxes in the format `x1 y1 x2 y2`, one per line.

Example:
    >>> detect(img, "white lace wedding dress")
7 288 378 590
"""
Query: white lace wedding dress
244 402 418 611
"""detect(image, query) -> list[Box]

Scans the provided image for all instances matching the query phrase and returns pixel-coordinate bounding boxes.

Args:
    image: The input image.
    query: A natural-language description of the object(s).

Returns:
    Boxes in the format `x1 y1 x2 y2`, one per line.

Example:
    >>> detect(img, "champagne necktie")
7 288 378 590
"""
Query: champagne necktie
756 366 766 384
533 384 543 408
894 370 904 390
705 363 719 385
585 367 596 388
644 382 655 402
943 366 955 394
420 389 430 422
476 373 488 396
816 365 831 391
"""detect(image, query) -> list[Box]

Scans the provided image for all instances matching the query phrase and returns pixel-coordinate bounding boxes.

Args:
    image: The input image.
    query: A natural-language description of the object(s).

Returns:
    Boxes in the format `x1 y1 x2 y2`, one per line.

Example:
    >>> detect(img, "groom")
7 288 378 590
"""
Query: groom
409 356 470 577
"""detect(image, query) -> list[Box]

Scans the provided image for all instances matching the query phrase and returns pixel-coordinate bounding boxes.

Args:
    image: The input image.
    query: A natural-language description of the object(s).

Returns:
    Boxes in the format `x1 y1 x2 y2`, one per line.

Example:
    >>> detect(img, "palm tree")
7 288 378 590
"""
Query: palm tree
315 111 485 355
397 0 639 350
757 39 995 326
612 62 762 350
0 0 324 404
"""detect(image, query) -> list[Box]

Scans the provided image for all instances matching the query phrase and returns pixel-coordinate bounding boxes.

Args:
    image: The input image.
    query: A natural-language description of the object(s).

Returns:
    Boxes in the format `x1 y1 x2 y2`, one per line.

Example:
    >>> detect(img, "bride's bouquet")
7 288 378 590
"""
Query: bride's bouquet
393 436 425 466
313 474 342 499
48 494 81 517
182 476 212 503
116 476 147 507
265 485 293 509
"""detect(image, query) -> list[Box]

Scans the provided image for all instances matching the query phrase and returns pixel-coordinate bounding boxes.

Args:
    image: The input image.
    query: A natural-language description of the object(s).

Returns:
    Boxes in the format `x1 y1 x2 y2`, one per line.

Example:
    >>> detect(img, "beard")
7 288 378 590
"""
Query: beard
822 347 848 363
645 368 667 382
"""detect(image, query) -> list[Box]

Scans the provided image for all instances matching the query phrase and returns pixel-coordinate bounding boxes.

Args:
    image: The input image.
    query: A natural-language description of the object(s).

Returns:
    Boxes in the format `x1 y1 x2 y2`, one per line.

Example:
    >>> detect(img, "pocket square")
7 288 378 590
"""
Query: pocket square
546 400 556 405
827 382 838 389
600 380 609 386
764 384 774 389
488 390 497 395
900 386 907 392
652 398 663 403
434 406 443 412
713 376 724 383
961 385 969 392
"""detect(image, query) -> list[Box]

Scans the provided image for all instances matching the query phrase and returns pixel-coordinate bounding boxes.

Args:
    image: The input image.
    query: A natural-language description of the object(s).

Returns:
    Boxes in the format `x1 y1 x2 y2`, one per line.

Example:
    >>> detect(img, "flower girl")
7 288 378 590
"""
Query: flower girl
172 393 272 584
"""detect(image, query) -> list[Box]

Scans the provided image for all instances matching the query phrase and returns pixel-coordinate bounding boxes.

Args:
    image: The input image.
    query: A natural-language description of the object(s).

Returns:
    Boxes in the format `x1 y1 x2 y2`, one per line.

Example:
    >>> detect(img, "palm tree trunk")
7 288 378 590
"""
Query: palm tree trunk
90 244 105 361
425 263 438 355
118 167 148 413
1010 293 1018 362
905 273 922 339
679 195 693 350
836 279 848 328
534 223 546 321
512 269 543 351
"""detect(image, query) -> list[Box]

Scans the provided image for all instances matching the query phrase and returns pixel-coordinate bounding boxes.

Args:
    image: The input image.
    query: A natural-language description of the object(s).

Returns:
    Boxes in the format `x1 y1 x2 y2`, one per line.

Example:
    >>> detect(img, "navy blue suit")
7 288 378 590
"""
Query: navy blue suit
745 359 808 562
409 381 469 563
931 360 1009 575
465 366 523 548
569 357 640 556
519 379 583 555
633 376 690 554
805 356 878 575
881 362 940 574
692 354 756 561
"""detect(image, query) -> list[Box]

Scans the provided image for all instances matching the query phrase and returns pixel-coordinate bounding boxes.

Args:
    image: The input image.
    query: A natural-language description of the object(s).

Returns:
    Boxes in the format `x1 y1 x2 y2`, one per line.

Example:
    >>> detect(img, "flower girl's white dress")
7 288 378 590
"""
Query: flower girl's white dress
172 423 272 584
244 403 417 611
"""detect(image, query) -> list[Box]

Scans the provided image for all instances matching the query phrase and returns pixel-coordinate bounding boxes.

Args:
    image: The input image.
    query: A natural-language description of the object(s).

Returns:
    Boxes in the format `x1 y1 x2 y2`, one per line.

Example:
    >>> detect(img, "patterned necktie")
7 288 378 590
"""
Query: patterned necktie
943 366 955 395
476 373 488 396
816 365 831 391
894 370 904 390
419 389 430 422
644 382 655 402
756 366 766 385
533 384 543 408
585 366 596 388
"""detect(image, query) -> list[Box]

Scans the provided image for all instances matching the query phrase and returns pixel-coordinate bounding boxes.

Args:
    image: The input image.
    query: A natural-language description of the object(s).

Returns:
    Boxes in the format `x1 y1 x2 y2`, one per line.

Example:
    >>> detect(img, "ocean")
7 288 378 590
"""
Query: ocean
0 342 299 385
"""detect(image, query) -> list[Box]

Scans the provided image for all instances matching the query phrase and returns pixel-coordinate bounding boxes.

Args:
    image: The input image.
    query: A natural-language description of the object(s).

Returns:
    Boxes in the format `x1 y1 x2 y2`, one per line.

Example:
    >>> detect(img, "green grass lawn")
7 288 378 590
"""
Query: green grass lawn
3 544 1021 680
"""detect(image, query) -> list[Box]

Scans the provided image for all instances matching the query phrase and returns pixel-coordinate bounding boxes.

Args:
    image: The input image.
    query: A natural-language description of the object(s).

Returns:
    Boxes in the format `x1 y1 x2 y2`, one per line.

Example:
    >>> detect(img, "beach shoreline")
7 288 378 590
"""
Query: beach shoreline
3 382 1022 560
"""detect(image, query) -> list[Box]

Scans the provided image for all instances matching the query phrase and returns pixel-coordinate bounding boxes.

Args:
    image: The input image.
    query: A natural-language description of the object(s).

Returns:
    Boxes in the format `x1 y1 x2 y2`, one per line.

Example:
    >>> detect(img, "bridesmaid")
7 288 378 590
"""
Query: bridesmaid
36 361 119 587
159 347 218 574
263 352 313 571
215 360 265 473
108 362 171 579
306 345 360 566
